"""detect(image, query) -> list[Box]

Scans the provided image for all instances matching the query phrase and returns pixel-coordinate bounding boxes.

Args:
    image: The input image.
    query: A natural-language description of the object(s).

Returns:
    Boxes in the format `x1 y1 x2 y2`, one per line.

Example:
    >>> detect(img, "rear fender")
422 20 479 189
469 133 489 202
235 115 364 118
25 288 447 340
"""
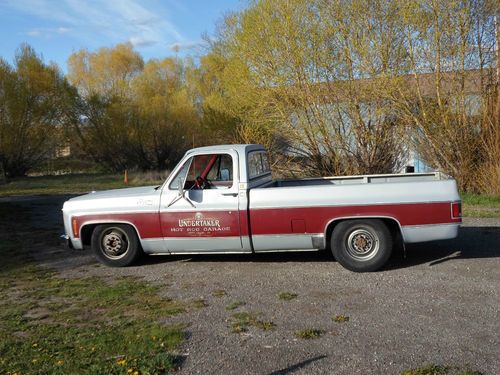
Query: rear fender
324 216 405 247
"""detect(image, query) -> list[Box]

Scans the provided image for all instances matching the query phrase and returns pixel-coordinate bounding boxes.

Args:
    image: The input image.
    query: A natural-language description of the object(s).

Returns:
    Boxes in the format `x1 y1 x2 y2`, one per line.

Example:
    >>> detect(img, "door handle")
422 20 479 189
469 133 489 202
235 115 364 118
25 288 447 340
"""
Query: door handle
221 192 238 197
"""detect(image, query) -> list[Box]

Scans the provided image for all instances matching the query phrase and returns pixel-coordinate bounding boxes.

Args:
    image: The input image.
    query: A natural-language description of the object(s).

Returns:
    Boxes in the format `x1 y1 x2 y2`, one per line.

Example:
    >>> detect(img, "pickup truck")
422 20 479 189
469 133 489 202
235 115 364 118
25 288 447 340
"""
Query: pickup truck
61 144 462 272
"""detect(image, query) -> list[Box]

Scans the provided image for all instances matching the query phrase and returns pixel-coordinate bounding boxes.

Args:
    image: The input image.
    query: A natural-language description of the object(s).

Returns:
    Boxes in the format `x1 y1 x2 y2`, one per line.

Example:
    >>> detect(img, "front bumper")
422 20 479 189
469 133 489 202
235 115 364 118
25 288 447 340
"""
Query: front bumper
60 234 73 249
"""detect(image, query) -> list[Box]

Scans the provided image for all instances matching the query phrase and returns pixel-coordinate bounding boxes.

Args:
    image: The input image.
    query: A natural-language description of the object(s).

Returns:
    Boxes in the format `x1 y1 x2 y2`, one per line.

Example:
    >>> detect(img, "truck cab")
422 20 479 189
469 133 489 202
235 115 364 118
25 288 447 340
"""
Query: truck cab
158 144 267 253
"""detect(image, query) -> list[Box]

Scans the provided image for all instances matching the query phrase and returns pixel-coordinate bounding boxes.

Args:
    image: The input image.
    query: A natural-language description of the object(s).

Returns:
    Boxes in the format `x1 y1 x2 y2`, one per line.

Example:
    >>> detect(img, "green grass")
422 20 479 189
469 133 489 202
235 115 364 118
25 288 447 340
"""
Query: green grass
225 301 245 311
294 328 324 339
332 314 349 323
191 299 209 308
461 194 500 206
229 312 275 333
461 193 500 218
402 364 449 375
401 364 482 375
0 204 188 374
212 289 226 298
0 173 164 197
277 292 298 301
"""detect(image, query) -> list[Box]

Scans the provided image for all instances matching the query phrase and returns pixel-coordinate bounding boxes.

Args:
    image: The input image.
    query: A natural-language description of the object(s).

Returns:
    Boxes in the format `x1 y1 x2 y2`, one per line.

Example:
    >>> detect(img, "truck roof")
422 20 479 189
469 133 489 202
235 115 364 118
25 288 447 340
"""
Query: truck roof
185 144 265 156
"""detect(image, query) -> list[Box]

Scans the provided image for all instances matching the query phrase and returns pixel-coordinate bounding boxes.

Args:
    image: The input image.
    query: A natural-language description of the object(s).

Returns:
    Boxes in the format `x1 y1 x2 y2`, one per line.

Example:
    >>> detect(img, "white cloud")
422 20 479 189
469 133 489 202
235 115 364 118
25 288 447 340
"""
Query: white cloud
6 0 185 49
24 26 71 37
129 36 157 48
25 29 41 37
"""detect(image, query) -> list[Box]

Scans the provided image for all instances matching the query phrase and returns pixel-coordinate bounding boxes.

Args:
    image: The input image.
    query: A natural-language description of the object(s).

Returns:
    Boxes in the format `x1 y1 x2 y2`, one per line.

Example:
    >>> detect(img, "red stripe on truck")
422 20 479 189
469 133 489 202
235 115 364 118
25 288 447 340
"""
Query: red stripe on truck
73 210 241 239
250 202 461 235
72 212 162 239
73 201 460 239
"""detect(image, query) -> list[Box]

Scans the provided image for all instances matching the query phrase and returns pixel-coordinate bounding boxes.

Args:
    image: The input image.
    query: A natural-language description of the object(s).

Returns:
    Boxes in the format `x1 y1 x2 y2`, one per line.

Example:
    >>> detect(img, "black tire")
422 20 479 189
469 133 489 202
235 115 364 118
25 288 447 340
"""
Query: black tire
331 219 392 272
91 224 142 267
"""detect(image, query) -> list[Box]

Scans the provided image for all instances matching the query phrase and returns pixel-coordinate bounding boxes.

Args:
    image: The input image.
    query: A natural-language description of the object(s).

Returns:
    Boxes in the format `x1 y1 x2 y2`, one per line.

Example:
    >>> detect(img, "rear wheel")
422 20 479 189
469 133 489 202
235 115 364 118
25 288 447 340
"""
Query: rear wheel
91 224 142 267
331 219 392 272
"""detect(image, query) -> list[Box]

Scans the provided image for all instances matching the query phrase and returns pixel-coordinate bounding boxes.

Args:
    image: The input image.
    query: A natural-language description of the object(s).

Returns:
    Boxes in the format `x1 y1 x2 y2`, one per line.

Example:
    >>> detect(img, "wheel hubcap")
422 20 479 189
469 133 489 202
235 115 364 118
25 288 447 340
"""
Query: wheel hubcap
101 228 129 259
346 229 379 261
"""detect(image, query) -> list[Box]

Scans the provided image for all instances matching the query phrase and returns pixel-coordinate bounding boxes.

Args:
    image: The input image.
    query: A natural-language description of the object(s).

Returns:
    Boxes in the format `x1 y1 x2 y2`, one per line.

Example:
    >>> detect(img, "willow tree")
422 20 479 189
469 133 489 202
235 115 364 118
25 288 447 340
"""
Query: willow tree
130 57 200 170
0 45 76 177
67 44 200 171
202 0 410 177
394 0 499 193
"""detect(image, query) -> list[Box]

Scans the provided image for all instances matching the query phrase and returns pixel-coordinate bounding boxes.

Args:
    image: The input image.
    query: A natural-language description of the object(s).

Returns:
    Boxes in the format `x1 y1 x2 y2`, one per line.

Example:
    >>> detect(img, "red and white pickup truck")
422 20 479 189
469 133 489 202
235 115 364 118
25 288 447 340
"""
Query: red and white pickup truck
62 144 462 272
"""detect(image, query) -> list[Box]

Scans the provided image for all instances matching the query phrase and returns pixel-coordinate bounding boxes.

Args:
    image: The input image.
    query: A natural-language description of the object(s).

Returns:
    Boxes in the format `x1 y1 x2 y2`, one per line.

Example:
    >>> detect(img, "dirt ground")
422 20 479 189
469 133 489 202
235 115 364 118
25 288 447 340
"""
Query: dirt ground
1 195 499 375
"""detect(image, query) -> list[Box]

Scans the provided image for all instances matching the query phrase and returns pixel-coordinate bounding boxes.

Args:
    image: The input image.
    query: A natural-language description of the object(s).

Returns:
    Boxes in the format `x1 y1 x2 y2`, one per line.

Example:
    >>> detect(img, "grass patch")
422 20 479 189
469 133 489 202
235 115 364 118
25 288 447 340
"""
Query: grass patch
212 289 226 298
332 314 349 323
294 328 324 339
402 364 483 375
277 292 298 301
402 364 449 375
225 301 245 311
0 172 165 197
0 207 187 373
461 193 500 206
190 299 208 308
230 312 275 333
462 193 500 218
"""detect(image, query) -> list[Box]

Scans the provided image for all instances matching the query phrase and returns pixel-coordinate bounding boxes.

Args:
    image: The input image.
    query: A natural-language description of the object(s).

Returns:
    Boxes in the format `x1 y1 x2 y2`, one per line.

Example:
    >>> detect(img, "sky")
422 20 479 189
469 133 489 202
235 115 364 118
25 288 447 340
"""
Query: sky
0 0 246 71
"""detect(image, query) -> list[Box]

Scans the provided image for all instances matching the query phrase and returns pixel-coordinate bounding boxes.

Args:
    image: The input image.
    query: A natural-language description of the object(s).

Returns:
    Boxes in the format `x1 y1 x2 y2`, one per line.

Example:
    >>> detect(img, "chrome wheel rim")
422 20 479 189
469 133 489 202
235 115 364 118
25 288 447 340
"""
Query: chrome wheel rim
100 227 129 259
346 229 379 261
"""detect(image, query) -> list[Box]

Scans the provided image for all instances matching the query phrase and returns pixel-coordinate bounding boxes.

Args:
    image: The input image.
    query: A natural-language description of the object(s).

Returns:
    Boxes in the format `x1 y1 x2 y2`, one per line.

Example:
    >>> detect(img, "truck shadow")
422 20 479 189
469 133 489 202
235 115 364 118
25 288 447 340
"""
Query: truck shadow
387 225 500 270
139 226 500 269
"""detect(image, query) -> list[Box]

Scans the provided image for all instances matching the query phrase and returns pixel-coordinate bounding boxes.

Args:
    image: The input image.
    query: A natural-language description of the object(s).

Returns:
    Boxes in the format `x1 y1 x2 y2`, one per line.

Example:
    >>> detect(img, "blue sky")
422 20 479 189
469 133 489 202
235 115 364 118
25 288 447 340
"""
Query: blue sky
0 0 245 70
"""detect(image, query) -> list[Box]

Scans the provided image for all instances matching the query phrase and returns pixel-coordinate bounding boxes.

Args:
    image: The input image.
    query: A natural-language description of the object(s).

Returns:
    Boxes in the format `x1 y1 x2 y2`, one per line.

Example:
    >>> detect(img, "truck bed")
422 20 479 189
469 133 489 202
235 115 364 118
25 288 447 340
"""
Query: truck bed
261 172 449 188
248 172 460 251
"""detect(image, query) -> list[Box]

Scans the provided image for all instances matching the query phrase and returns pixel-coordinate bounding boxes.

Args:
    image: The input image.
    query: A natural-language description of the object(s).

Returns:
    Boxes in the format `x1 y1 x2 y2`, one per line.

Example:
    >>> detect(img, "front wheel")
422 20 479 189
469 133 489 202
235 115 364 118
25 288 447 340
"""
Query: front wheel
91 224 142 267
331 219 392 272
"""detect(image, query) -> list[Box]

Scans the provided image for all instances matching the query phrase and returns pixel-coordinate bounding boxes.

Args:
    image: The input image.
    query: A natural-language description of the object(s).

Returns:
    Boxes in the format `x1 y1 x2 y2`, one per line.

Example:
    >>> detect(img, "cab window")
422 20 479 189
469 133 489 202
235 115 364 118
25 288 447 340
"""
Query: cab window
169 153 233 190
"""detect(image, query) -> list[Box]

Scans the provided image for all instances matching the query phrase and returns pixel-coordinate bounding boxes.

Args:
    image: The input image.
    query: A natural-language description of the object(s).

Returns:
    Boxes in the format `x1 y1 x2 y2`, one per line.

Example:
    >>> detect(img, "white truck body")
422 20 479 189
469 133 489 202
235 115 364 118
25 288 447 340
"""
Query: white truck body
62 144 461 271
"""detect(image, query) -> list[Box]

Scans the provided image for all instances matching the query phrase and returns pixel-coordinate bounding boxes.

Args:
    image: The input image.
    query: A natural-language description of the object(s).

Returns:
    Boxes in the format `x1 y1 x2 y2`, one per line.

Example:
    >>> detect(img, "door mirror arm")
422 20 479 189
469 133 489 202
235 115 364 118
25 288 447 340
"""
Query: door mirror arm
168 178 196 208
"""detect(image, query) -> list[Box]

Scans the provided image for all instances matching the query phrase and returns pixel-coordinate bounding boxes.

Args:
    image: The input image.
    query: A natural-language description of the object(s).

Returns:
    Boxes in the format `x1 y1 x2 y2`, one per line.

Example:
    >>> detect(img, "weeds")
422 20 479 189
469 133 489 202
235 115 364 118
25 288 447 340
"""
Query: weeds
332 314 349 323
212 289 226 298
230 311 275 333
225 301 245 311
191 299 208 308
294 328 324 339
277 292 298 301
402 364 483 375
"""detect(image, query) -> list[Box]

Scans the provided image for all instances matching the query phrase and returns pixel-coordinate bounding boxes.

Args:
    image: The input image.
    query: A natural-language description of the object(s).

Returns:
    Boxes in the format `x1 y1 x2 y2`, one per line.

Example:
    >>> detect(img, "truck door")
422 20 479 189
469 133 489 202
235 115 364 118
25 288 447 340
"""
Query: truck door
159 150 244 252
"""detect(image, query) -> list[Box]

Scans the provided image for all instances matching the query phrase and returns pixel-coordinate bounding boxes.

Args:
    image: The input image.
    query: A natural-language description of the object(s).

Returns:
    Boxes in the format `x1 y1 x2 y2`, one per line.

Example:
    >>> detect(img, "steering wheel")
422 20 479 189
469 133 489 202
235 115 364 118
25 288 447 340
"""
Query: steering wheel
195 176 204 189
195 176 213 189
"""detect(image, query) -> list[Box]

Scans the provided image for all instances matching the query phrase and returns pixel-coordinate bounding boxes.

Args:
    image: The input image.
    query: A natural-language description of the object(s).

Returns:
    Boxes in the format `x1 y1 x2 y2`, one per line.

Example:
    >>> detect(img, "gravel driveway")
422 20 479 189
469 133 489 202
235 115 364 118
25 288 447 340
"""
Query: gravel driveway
3 195 499 375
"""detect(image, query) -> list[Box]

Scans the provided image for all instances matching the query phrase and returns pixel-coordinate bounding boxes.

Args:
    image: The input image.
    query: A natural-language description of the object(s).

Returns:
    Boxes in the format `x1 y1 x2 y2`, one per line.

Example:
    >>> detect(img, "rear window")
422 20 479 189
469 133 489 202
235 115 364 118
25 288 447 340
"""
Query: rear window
248 151 271 180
